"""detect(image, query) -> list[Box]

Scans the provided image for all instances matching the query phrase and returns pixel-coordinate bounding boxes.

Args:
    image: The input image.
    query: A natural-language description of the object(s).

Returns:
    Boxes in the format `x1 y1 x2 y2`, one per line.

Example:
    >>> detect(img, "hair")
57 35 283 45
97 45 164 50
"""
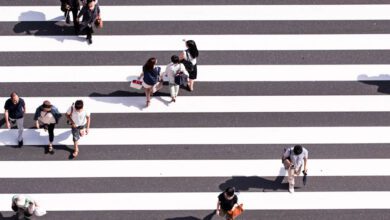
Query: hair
10 92 18 98
293 145 303 155
143 57 157 72
42 100 52 109
224 187 235 197
186 40 199 58
171 55 179 64
75 100 84 110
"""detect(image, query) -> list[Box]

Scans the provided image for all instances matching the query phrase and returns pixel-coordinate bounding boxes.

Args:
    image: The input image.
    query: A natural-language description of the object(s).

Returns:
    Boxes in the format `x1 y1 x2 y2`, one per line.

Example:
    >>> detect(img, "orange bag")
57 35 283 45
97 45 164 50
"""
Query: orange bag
227 203 244 219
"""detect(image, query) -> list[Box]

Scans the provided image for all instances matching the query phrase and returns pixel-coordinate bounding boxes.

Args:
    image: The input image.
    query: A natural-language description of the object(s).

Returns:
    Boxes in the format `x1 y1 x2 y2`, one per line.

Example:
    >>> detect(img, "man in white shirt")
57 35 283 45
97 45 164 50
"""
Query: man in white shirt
66 100 91 158
282 145 308 193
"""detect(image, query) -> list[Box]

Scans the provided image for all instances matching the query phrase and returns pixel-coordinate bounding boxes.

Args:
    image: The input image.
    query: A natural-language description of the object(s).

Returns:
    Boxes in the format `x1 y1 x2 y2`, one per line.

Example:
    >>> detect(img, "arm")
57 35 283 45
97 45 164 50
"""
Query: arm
216 201 221 216
4 109 10 129
85 115 91 134
138 72 144 80
66 107 76 128
303 157 308 173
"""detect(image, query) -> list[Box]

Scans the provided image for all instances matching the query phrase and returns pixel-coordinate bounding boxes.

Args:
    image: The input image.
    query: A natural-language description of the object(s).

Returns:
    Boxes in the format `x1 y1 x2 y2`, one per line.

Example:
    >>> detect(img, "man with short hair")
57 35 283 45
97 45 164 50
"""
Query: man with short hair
282 145 308 193
4 92 25 147
66 100 91 158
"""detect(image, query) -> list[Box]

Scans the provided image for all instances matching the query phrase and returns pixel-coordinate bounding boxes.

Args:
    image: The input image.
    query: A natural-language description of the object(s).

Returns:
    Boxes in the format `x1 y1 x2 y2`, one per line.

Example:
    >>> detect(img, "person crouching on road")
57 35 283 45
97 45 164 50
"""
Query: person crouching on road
282 145 308 193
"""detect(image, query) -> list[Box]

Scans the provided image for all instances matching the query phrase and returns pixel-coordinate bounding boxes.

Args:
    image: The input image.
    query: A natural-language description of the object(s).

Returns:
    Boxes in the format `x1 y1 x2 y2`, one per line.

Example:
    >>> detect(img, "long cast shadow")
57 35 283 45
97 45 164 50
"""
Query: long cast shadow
358 74 390 94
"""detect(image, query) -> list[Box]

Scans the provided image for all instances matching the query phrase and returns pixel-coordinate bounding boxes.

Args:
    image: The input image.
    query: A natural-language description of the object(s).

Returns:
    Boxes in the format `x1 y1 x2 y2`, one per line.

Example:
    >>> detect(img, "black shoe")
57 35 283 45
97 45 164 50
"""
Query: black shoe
18 140 23 148
87 38 92 45
66 16 70 24
45 146 55 155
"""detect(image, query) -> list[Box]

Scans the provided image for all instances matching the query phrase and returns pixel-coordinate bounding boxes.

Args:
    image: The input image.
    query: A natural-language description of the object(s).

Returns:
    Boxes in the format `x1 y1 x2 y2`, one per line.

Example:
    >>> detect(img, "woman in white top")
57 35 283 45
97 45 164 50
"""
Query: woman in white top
164 55 188 102
180 40 199 92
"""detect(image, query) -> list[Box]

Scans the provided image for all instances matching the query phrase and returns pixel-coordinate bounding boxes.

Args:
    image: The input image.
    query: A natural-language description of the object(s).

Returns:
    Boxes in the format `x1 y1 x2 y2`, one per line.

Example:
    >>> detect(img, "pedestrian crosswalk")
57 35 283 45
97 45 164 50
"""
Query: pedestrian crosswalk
1 0 390 219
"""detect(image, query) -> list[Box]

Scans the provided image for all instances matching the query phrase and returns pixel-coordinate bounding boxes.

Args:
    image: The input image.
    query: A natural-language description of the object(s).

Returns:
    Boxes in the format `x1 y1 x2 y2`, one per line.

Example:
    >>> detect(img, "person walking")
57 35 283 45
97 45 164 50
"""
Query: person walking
11 194 46 219
4 92 25 147
66 100 91 158
138 57 161 107
77 0 102 44
282 145 309 193
34 101 61 154
164 55 188 102
60 0 81 32
180 40 199 92
216 187 239 220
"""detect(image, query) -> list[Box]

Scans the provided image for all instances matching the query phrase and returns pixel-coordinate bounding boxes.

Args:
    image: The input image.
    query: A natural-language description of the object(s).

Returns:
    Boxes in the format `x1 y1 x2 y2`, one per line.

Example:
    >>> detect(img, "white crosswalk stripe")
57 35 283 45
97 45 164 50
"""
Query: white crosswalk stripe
0 1 389 219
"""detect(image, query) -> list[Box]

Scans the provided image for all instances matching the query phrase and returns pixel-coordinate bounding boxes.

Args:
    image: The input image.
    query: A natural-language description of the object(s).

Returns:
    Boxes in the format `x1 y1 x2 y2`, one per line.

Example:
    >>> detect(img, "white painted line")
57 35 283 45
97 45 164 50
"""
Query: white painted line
2 65 390 82
0 96 390 114
2 5 390 21
0 159 389 178
1 192 389 211
3 34 390 51
1 127 390 145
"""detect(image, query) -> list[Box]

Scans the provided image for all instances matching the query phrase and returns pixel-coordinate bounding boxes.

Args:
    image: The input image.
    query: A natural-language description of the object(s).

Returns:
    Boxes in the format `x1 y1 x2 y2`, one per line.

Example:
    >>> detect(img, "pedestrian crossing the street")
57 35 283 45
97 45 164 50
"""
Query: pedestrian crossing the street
1 0 390 219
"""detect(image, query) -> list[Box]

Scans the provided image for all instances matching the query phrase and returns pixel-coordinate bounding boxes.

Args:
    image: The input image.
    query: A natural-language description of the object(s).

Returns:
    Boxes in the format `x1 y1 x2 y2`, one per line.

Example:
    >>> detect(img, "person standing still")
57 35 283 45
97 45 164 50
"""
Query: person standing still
180 40 199 92
34 100 61 154
4 92 25 147
282 145 308 193
77 0 102 44
66 100 91 158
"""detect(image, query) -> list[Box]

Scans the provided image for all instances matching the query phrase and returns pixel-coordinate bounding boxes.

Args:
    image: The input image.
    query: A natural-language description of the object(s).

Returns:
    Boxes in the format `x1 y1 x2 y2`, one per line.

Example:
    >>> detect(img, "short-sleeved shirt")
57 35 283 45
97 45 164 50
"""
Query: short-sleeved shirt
4 98 25 119
79 4 100 24
66 106 90 127
218 193 238 211
283 147 309 169
164 63 188 84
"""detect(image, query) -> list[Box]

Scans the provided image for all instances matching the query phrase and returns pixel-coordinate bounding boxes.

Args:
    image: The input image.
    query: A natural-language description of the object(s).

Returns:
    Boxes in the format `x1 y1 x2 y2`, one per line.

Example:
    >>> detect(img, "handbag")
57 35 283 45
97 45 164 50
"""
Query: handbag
227 203 244 219
130 80 143 90
174 71 188 86
152 81 163 93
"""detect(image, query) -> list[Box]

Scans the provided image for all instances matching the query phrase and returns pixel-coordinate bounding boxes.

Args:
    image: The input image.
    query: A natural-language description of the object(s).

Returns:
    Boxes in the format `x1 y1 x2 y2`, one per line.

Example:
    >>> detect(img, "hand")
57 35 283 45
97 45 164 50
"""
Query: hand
216 209 220 216
5 121 10 129
71 123 77 128
85 128 89 135
35 122 40 129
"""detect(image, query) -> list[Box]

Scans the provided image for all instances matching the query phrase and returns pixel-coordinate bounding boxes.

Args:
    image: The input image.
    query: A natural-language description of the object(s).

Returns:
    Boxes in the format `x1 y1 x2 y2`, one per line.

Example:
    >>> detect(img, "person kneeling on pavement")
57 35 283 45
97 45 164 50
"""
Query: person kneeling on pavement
282 145 308 193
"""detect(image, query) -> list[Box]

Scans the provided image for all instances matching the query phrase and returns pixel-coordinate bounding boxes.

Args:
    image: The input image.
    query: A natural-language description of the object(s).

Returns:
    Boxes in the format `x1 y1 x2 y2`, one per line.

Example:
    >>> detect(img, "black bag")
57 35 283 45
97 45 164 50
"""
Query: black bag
174 71 188 86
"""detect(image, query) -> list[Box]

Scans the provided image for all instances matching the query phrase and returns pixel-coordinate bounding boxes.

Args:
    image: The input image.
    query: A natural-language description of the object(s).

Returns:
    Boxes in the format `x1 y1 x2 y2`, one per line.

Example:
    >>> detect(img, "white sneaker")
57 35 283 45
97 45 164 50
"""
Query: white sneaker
289 185 294 193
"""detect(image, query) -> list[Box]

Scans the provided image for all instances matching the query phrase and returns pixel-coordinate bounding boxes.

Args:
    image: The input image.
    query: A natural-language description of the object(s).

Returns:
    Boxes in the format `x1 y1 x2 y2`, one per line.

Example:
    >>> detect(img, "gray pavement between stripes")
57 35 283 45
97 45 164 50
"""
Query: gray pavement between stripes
1 0 390 219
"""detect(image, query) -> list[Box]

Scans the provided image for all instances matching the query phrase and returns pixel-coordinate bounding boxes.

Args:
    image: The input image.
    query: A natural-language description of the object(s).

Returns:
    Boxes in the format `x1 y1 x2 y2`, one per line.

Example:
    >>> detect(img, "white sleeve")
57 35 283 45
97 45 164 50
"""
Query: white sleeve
66 106 72 115
180 64 189 75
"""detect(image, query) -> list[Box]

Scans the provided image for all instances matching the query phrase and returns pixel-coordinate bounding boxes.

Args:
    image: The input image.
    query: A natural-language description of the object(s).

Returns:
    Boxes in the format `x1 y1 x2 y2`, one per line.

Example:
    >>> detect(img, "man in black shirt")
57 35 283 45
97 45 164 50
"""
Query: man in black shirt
77 0 101 44
4 92 26 147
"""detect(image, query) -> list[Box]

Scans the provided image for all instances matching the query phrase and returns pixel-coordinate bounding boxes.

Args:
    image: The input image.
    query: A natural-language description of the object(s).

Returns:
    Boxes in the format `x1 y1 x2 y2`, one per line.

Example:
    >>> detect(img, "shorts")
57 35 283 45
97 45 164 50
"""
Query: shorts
142 81 153 89
72 125 85 142
188 65 197 80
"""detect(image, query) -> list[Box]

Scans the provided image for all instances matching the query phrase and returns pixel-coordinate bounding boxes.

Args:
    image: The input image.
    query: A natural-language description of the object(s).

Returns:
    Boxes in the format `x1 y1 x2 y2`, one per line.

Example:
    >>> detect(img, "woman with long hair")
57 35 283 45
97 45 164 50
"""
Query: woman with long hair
138 57 161 107
180 40 199 92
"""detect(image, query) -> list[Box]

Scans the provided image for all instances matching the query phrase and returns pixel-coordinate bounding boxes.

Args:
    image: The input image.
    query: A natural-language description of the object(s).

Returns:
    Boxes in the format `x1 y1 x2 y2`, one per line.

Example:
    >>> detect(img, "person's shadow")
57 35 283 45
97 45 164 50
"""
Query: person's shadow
219 168 292 192
165 210 216 220
13 11 85 42
358 74 390 94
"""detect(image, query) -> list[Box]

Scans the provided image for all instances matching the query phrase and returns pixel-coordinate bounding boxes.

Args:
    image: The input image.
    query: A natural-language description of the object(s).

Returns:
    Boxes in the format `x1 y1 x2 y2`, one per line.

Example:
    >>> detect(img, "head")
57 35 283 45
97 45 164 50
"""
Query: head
42 100 52 112
185 40 199 58
224 187 235 197
87 0 95 10
171 55 179 64
10 92 19 104
293 145 303 155
74 100 84 112
15 195 26 208
143 57 157 71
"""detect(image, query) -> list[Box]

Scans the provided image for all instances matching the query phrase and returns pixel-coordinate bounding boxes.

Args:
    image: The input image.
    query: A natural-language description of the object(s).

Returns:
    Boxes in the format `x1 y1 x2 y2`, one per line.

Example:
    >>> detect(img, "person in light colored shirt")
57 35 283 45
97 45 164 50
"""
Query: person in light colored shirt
282 145 308 193
66 100 91 158
164 55 188 102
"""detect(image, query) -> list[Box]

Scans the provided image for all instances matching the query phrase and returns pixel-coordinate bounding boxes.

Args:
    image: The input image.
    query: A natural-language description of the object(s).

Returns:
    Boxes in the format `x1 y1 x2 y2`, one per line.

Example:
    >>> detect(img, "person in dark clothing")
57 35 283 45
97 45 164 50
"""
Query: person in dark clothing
180 39 199 91
60 0 81 32
34 101 62 154
4 92 25 147
216 187 239 220
77 0 102 44
138 57 161 107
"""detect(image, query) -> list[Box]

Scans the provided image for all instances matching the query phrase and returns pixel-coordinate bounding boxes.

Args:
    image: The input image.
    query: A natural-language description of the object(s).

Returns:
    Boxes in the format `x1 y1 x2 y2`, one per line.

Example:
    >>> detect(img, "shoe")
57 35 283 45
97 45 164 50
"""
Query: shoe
72 149 79 158
47 144 55 155
65 16 70 24
18 140 23 148
146 100 150 107
289 184 294 193
87 37 92 45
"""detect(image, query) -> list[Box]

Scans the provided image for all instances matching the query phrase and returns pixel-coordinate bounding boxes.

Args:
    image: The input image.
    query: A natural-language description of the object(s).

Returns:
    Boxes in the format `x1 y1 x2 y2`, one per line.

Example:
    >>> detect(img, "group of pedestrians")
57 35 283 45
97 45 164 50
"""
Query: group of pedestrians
60 0 102 44
138 40 199 106
4 92 91 158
